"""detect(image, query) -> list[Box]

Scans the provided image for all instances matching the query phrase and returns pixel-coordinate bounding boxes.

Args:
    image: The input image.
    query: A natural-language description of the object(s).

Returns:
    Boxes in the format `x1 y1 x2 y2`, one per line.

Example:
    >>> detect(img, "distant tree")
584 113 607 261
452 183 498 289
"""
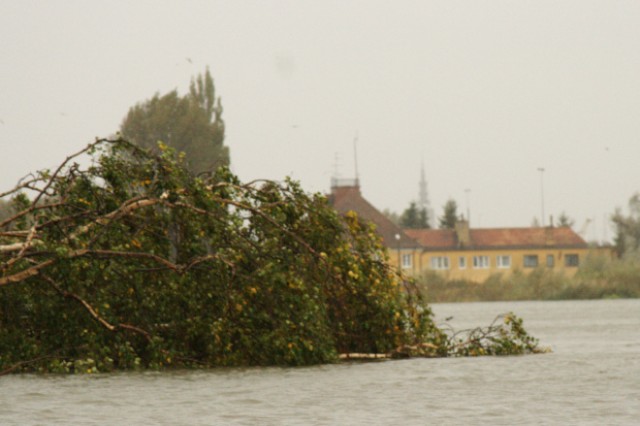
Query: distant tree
120 68 228 175
0 199 13 223
400 202 429 229
612 193 640 257
557 212 575 228
418 206 429 229
382 208 400 226
438 199 458 230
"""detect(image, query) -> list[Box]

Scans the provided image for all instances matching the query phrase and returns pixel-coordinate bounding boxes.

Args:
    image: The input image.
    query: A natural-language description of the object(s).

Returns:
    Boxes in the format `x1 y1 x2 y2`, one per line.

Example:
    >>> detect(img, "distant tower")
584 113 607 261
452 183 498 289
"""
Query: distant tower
330 136 360 190
418 161 434 227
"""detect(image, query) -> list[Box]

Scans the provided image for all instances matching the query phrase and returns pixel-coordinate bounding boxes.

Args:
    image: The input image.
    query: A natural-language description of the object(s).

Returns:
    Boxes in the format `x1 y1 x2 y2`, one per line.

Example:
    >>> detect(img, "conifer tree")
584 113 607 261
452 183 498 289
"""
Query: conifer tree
400 202 429 229
438 199 459 229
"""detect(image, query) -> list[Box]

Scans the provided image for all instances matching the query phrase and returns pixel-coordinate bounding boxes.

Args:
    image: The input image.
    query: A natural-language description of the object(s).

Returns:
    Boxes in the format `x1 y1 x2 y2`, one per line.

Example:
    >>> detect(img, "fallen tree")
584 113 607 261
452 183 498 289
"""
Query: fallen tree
1 139 543 373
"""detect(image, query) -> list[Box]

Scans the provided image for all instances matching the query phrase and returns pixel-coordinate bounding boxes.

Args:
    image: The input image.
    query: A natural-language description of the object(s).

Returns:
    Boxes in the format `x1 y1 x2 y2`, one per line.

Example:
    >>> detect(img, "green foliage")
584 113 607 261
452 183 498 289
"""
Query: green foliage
0 199 12 222
419 252 640 303
557 212 575 228
400 202 429 229
612 193 640 257
382 208 400 226
448 313 545 356
0 139 445 373
120 68 228 175
1 140 544 373
438 199 458 230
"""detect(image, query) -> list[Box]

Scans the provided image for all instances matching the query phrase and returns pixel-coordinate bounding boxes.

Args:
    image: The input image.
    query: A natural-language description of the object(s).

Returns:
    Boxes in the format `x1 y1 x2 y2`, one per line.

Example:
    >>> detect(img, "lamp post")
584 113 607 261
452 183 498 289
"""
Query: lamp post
537 167 545 226
395 233 401 272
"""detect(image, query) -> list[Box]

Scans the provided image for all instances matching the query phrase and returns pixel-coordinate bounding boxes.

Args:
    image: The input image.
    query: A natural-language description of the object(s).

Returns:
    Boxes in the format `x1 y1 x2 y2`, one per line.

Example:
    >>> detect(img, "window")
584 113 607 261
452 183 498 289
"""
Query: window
458 256 467 269
565 254 579 267
546 254 555 268
473 255 490 269
430 256 450 270
496 255 511 269
401 253 413 269
523 255 539 268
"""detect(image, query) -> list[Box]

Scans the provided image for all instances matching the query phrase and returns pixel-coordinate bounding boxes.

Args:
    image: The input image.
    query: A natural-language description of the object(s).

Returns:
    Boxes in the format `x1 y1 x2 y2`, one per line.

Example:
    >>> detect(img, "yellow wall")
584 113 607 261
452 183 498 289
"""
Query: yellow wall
396 247 593 282
388 248 421 275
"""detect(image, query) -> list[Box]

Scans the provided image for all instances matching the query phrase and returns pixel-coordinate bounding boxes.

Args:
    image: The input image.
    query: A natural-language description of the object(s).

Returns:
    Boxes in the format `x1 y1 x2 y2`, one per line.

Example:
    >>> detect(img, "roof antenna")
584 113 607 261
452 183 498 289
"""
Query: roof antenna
353 131 359 187
331 152 341 188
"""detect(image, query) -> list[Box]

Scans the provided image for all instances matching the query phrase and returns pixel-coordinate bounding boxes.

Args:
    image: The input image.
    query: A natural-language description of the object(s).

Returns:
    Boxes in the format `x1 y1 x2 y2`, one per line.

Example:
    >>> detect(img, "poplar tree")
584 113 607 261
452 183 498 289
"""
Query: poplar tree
120 69 229 175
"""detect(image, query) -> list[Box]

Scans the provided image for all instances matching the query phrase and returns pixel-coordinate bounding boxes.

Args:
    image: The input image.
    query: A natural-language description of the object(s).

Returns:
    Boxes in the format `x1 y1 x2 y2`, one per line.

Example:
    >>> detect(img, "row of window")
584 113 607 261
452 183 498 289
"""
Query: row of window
423 254 580 270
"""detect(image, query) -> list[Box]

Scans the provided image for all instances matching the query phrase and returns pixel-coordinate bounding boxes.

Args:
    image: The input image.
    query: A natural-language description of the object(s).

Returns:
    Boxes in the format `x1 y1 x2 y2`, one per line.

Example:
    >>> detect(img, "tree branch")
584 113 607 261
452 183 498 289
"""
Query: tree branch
42 275 152 342
0 259 55 286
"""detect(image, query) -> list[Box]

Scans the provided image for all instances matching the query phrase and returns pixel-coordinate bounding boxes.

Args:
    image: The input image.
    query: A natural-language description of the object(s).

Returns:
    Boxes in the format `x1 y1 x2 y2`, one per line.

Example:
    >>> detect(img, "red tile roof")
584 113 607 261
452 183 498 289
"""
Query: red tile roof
405 229 457 249
406 226 587 251
327 183 586 252
328 185 419 249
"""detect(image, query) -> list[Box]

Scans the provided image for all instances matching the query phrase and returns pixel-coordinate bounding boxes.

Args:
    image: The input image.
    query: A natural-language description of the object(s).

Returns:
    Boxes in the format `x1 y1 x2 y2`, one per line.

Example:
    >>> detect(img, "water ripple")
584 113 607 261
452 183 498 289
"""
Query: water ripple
1 299 639 425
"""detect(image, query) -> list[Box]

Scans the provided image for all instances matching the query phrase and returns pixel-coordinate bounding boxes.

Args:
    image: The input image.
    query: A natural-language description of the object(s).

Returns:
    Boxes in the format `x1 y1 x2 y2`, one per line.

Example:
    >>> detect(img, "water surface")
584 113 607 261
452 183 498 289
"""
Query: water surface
1 299 638 425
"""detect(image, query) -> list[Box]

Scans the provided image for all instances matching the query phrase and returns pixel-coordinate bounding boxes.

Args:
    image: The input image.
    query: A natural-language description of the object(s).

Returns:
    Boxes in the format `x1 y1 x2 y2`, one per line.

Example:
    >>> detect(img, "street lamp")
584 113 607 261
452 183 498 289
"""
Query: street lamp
395 233 401 272
537 167 545 227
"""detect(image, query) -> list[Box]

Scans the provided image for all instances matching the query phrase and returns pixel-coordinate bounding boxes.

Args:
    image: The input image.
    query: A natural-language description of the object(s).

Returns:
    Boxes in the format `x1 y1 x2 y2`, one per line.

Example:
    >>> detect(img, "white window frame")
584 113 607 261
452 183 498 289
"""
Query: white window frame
524 255 539 268
546 254 555 268
430 256 450 270
458 256 467 269
473 255 490 269
401 253 412 269
496 255 511 269
564 254 579 267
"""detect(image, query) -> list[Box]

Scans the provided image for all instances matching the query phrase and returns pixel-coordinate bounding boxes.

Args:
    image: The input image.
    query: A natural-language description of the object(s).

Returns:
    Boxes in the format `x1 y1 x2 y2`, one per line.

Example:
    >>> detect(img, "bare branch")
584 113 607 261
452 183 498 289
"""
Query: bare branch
0 242 32 253
2 226 38 269
0 355 62 376
42 275 152 342
0 201 65 230
68 197 159 241
0 259 55 286
75 249 179 271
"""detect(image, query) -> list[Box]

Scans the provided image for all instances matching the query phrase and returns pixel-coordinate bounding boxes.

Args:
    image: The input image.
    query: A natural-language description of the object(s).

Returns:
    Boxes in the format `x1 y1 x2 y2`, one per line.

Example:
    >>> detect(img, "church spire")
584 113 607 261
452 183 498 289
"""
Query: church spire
418 161 433 228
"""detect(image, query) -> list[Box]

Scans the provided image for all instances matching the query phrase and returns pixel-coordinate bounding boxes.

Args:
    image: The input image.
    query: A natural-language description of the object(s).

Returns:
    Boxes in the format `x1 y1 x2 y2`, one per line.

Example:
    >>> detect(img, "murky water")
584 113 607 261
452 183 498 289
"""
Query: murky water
1 299 639 425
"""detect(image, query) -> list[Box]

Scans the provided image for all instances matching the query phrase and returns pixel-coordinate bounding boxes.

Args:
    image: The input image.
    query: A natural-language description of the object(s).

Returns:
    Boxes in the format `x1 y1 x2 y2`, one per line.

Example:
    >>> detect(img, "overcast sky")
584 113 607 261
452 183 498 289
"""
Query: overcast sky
1 1 639 242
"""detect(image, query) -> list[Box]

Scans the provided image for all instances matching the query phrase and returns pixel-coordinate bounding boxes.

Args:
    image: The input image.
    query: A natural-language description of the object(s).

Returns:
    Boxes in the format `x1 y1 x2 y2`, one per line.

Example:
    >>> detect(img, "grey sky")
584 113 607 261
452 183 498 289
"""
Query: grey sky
1 1 639 242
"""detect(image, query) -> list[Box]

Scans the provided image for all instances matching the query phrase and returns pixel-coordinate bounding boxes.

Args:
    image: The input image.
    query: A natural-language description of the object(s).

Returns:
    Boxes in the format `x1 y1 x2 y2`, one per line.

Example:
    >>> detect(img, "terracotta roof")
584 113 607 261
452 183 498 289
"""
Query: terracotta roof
405 229 457 249
406 226 587 251
328 185 419 249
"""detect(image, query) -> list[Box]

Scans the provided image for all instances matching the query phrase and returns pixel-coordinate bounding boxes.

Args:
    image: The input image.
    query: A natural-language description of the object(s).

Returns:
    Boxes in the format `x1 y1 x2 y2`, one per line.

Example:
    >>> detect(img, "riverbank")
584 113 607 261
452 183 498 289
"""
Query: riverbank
419 258 640 303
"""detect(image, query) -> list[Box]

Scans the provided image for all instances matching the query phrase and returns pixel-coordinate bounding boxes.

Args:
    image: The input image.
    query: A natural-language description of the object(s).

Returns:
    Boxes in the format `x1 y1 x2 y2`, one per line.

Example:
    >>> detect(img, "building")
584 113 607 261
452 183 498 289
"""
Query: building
405 220 592 282
328 179 421 273
329 180 604 282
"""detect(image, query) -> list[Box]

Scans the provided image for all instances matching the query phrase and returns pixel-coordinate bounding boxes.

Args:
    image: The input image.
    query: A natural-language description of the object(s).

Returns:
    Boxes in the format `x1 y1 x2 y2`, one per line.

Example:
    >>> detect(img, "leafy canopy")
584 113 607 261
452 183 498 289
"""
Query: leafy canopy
120 69 228 175
0 139 444 371
0 139 543 373
612 192 640 257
